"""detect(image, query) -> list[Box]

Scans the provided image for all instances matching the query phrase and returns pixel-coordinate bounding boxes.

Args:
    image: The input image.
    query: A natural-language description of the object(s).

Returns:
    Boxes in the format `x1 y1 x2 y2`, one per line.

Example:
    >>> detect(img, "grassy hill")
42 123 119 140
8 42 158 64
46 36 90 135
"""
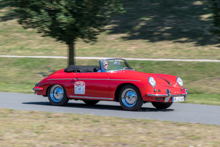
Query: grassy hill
1 57 220 106
0 0 220 59
1 1 220 144
0 0 220 104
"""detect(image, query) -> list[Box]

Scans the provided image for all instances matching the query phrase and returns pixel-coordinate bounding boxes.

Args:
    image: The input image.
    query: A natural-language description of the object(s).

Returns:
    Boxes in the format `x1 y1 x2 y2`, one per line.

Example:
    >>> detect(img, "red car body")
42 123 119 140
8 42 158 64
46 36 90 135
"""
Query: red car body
33 58 187 110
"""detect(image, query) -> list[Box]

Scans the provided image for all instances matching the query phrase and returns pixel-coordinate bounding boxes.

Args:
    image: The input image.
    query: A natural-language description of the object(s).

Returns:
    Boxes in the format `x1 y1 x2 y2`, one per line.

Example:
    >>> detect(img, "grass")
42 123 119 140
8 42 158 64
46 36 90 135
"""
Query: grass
0 0 220 59
0 1 220 144
182 94 220 105
0 57 220 105
0 108 220 146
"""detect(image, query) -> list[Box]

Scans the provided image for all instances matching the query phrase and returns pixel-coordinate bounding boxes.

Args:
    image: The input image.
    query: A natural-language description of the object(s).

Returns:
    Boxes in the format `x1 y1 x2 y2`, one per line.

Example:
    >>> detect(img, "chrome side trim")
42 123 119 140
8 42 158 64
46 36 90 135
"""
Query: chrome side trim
48 78 72 81
77 78 108 81
78 78 140 82
33 88 42 91
70 95 113 100
109 79 141 82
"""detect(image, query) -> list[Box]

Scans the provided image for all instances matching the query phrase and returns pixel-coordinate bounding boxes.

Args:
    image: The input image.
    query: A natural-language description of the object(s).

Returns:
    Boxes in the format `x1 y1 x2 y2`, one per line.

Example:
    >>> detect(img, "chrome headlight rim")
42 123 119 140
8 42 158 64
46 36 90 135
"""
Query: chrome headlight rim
149 77 156 87
177 77 183 87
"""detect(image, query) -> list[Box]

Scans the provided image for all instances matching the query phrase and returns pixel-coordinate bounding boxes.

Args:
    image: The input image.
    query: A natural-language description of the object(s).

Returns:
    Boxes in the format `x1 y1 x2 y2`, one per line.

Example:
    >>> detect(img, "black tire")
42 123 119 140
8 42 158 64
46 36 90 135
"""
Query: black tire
83 100 99 106
48 85 69 106
119 84 143 111
151 102 173 109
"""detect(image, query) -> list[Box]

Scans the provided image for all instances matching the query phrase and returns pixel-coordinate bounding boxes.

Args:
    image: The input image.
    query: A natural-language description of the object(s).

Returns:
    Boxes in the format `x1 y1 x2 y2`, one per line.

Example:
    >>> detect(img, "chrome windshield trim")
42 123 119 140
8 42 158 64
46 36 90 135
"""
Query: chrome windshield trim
99 58 133 72
48 78 72 81
70 95 113 100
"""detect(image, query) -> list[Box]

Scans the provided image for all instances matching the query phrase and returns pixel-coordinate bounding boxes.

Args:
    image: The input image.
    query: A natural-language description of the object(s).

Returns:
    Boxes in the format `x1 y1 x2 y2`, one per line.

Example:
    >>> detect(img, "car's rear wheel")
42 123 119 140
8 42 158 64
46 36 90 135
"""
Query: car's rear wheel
119 85 143 111
83 100 99 106
151 102 173 109
48 85 69 106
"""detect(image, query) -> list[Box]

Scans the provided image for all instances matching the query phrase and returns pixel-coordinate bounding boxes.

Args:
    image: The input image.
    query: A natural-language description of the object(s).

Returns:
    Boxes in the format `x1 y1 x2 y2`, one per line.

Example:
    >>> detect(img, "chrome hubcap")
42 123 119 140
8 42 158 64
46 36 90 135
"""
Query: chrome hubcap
121 88 137 107
50 85 64 102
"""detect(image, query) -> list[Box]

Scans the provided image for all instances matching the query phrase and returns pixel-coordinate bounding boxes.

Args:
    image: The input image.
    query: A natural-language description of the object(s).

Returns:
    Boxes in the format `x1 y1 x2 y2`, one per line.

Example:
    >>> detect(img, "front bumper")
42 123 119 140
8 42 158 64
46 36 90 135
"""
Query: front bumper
146 88 187 102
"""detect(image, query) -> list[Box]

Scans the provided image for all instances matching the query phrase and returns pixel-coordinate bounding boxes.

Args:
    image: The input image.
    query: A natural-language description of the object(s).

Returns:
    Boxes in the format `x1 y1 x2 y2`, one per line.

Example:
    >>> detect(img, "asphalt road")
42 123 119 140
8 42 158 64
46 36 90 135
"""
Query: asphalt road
1 92 220 126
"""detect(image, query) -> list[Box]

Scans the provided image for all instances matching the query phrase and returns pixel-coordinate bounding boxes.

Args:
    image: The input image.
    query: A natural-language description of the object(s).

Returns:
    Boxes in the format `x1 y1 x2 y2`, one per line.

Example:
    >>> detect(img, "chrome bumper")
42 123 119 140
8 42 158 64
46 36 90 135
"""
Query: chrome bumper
33 88 42 91
147 88 188 102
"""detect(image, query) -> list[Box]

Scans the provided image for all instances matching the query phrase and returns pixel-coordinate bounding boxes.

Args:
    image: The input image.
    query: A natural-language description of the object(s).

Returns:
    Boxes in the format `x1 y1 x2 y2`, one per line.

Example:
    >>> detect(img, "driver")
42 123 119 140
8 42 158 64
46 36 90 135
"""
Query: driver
97 60 108 72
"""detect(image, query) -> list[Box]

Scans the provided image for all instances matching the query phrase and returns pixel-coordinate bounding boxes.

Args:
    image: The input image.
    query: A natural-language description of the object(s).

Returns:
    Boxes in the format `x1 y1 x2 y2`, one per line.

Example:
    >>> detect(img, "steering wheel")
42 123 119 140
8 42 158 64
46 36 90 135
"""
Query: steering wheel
75 69 82 73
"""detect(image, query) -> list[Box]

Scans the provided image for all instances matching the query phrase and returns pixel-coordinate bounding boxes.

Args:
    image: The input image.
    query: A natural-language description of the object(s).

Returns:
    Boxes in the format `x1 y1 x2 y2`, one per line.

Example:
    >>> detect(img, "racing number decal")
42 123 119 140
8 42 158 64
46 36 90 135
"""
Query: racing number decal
74 81 85 94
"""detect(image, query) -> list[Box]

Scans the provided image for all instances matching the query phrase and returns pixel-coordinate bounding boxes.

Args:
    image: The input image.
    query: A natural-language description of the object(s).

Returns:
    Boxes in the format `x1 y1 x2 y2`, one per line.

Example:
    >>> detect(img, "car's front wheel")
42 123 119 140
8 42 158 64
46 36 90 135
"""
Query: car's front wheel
48 85 69 106
83 100 99 106
119 85 143 111
151 102 173 109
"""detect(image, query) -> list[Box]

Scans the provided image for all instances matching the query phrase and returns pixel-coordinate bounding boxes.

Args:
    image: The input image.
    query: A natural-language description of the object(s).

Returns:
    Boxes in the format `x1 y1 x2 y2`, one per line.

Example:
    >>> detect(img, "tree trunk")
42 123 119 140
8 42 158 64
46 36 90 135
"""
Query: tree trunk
68 41 75 66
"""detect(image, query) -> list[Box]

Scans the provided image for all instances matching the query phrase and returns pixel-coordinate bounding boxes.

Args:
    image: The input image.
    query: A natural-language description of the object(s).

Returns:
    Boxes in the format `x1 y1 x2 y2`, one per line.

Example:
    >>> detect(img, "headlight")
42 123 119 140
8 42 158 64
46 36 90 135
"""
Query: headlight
149 77 156 87
177 77 183 87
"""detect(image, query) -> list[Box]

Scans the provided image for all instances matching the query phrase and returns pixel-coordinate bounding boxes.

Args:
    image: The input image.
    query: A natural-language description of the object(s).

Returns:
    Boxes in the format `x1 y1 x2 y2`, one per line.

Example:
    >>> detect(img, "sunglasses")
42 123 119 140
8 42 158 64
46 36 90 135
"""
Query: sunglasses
104 64 108 66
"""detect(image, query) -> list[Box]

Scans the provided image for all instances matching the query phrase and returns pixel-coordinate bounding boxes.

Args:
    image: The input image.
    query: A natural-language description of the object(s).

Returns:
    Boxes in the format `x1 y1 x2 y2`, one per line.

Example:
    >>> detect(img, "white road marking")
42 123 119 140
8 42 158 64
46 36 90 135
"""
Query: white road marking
0 55 220 62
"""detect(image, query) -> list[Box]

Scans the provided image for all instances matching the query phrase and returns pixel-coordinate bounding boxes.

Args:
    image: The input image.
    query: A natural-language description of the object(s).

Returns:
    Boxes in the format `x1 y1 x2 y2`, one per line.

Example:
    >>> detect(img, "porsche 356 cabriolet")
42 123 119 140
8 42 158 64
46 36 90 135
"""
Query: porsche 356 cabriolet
33 58 187 111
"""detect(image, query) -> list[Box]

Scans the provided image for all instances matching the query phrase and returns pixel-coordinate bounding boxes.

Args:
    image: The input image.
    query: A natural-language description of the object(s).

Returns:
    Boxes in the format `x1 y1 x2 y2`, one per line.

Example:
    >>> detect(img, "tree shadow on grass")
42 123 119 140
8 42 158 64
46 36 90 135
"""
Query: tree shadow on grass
0 0 18 22
108 0 218 46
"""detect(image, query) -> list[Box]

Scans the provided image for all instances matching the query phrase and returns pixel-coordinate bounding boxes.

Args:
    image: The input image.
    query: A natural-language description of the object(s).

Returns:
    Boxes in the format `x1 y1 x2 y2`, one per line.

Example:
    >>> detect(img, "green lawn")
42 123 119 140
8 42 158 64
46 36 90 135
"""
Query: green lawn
1 109 220 147
0 57 219 105
1 1 220 145
0 0 220 59
182 94 220 105
0 0 220 105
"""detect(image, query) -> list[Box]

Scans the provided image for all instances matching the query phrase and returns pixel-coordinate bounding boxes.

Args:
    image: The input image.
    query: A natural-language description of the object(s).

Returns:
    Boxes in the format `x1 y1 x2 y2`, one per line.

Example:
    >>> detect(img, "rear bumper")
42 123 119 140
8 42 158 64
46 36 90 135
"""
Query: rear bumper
33 87 43 91
33 86 44 94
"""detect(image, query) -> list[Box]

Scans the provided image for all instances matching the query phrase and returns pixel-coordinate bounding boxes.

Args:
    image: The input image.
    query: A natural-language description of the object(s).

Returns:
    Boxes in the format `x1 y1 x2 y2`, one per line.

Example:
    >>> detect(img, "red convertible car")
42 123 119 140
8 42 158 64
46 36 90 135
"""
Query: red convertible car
33 58 187 111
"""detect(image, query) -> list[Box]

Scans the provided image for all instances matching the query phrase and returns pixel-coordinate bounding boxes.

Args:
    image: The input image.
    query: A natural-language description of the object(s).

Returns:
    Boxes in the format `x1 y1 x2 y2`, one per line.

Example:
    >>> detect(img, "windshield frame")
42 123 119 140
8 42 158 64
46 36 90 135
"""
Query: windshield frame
99 58 133 72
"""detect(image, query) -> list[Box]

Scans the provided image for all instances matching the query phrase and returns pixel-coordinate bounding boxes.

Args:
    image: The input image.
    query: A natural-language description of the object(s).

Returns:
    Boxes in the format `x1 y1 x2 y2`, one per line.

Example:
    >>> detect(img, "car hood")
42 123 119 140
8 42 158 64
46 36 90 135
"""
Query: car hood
113 70 179 87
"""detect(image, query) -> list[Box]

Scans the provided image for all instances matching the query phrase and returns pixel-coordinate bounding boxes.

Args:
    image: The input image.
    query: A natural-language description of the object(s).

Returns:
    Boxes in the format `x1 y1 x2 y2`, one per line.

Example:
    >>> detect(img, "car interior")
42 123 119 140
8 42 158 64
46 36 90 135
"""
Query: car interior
64 65 100 73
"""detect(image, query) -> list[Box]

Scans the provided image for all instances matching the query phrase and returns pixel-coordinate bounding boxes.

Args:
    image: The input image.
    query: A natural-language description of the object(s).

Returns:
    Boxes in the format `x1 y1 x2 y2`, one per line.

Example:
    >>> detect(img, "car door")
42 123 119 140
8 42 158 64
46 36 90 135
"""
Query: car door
70 72 112 100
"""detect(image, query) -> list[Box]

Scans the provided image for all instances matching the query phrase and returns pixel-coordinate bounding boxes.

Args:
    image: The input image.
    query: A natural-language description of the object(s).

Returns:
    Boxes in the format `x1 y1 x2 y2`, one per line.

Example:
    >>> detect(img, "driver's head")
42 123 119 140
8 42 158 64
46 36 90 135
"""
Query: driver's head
102 60 108 70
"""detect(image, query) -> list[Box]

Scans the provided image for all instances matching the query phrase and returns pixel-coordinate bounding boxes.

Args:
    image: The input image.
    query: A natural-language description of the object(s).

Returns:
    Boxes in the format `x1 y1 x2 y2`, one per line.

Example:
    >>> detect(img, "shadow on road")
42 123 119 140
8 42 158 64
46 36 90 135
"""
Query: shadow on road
22 101 174 112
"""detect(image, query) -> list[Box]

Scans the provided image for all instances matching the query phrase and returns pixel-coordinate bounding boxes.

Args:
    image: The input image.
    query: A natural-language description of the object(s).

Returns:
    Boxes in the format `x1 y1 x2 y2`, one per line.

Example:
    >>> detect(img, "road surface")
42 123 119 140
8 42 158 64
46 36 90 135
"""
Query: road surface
0 92 220 126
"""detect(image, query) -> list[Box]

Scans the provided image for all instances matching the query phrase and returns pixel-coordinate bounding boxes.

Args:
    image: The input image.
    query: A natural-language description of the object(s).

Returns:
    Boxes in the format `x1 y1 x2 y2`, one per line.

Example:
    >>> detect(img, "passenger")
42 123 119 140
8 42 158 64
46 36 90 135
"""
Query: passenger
97 60 108 72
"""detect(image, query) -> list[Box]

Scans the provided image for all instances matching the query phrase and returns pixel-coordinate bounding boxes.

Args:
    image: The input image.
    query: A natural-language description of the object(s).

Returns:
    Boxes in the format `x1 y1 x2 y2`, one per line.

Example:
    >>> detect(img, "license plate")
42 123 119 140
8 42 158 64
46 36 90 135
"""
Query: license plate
173 96 185 102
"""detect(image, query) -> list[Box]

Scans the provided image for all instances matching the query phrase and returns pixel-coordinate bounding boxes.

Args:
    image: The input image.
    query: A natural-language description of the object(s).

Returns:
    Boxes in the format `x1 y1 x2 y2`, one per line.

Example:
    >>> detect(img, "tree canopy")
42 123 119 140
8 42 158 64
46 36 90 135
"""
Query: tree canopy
209 0 220 40
13 0 124 65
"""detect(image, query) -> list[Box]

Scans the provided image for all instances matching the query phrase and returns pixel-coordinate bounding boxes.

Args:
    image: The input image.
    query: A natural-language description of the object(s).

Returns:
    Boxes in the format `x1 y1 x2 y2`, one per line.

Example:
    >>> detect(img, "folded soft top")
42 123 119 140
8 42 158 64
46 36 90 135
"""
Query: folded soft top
64 65 100 73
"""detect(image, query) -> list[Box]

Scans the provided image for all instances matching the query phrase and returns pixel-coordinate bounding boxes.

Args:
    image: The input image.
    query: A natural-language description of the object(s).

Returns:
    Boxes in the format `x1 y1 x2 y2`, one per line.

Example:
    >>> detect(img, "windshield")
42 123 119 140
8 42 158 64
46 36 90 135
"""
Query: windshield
100 59 132 72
